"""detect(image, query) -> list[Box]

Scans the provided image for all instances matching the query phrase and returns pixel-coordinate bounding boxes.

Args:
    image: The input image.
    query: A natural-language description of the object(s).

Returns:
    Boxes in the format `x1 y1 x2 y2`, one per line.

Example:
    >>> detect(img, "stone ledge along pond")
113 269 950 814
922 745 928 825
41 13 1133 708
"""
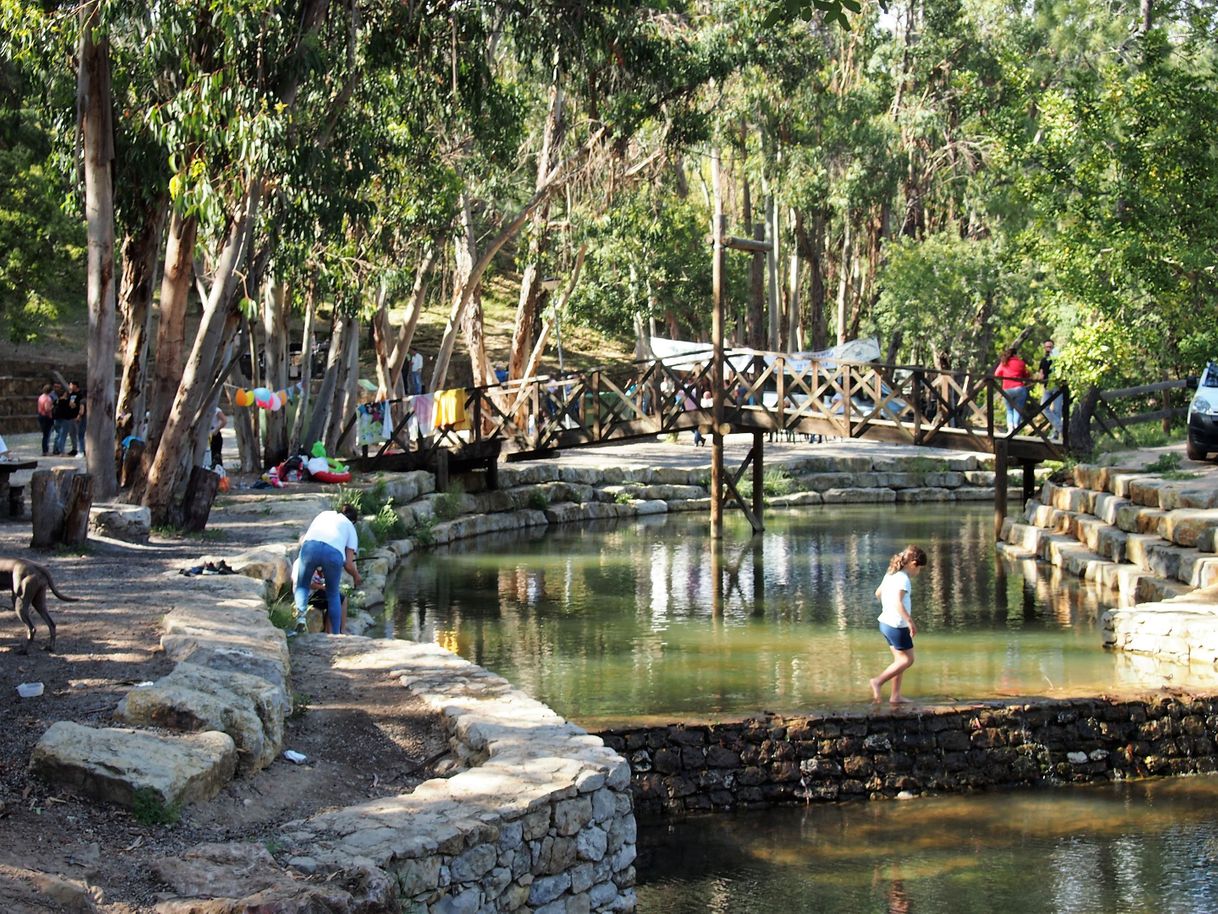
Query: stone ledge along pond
386 503 1218 913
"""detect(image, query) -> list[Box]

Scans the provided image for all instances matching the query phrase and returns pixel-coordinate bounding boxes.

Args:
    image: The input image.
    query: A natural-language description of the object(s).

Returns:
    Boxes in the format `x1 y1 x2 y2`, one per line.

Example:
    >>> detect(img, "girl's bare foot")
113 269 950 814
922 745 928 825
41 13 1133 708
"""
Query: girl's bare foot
889 695 913 705
869 678 882 702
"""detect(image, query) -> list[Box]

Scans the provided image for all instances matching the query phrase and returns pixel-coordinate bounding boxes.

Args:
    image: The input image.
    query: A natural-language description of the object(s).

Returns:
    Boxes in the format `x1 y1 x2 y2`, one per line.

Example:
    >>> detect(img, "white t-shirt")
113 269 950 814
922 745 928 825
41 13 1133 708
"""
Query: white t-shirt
302 510 359 557
410 351 423 372
876 570 912 628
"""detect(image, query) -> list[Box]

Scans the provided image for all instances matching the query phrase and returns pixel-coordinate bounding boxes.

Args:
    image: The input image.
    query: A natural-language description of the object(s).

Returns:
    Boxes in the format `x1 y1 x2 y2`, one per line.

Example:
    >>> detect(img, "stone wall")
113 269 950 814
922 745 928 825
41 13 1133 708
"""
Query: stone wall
598 696 1218 816
272 638 637 914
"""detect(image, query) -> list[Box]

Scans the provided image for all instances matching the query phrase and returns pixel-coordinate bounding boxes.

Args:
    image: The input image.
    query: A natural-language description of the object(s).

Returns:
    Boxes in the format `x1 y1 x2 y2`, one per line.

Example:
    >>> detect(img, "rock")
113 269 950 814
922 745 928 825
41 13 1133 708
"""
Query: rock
115 663 287 775
152 843 398 914
223 544 293 590
89 502 151 543
30 722 237 811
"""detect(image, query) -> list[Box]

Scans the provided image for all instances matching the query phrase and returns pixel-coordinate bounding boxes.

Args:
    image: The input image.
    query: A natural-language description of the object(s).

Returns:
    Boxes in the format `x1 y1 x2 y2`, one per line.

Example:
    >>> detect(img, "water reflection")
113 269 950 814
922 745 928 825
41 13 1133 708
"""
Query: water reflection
388 506 1195 727
636 776 1218 913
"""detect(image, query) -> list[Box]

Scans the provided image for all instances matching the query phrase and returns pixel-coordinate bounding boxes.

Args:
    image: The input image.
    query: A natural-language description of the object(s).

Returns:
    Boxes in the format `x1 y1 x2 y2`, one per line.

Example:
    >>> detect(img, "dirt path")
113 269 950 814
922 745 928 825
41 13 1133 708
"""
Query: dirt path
0 436 448 913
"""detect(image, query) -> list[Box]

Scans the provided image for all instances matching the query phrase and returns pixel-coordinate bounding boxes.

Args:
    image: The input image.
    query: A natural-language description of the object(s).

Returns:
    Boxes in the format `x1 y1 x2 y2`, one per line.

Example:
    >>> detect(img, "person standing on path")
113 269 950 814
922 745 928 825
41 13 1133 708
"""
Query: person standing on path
868 544 927 705
51 381 79 455
293 503 362 635
74 382 87 457
408 348 424 395
36 385 55 455
209 406 227 468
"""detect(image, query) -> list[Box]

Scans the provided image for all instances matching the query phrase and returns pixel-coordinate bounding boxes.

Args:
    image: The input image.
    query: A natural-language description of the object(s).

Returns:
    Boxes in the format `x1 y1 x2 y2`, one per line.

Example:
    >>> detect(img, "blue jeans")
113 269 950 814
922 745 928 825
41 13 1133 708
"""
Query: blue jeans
1003 387 1028 433
53 418 77 454
294 540 346 634
409 370 423 395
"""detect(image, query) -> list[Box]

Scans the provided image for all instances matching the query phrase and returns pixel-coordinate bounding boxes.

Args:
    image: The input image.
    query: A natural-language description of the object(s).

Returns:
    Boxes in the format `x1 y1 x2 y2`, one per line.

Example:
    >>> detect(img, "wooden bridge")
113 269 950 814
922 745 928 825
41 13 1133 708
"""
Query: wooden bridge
345 348 1071 536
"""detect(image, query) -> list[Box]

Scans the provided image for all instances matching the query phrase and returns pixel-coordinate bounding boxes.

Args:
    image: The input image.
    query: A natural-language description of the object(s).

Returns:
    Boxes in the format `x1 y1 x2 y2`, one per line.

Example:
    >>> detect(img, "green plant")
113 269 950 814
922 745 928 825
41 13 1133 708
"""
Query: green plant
131 788 180 826
410 515 437 546
370 501 407 544
527 489 549 510
357 525 379 553
289 691 311 720
1145 452 1183 474
905 456 947 473
330 484 369 515
267 595 295 631
433 483 464 521
739 468 795 501
614 492 633 505
1161 470 1198 481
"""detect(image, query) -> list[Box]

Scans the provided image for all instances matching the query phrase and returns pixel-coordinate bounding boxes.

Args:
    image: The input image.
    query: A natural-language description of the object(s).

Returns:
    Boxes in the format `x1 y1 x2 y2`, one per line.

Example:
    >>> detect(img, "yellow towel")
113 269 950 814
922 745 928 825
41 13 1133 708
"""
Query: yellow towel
435 389 469 430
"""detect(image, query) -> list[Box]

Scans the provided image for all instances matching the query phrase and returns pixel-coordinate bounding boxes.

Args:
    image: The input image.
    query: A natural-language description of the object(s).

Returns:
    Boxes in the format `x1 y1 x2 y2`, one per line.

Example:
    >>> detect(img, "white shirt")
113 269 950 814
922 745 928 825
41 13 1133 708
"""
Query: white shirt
410 351 423 372
876 570 912 628
302 510 359 557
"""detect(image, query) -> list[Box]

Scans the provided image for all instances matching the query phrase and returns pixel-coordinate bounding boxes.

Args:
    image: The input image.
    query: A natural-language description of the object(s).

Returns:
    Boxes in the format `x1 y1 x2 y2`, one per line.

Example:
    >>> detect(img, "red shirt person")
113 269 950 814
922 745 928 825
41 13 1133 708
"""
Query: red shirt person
994 348 1030 432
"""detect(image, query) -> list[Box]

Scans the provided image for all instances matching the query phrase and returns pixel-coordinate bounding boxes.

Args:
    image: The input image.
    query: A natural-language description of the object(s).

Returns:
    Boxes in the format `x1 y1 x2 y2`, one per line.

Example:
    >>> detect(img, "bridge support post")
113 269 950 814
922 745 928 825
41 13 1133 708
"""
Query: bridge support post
1021 459 1036 506
993 439 1008 540
710 150 726 541
752 430 765 531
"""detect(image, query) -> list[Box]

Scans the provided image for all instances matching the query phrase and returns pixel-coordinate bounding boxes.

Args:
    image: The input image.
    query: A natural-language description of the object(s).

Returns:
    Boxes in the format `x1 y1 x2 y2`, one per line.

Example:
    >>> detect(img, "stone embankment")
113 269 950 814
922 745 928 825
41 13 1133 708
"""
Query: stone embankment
598 696 1218 816
999 462 1218 666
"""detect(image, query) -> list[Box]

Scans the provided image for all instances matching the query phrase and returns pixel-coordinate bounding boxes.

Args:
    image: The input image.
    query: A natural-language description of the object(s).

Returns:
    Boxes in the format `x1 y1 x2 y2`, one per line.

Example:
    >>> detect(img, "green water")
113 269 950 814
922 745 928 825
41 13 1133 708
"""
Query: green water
388 505 1183 728
636 775 1218 913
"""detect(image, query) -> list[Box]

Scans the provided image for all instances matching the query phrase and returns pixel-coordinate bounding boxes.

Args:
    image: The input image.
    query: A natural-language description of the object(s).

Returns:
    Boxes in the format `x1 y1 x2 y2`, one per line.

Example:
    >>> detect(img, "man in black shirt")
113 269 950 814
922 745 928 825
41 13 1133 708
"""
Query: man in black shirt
1039 339 1061 436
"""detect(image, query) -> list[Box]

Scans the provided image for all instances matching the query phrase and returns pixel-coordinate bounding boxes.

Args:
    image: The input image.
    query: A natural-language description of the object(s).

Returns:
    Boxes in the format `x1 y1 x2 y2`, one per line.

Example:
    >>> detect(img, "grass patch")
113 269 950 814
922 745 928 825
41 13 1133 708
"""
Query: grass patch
904 456 948 473
527 489 550 510
151 524 226 543
614 491 633 505
433 483 464 521
289 691 311 720
131 788 180 826
1145 452 1183 474
267 593 295 631
738 468 796 501
409 515 437 546
1161 470 1199 481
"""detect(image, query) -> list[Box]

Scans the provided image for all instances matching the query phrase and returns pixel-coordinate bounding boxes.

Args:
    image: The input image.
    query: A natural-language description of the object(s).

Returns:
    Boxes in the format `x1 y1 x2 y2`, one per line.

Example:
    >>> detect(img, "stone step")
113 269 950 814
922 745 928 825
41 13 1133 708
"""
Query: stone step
1040 534 1117 583
1103 605 1218 665
30 722 237 812
1113 502 1167 535
116 662 288 776
1160 510 1218 550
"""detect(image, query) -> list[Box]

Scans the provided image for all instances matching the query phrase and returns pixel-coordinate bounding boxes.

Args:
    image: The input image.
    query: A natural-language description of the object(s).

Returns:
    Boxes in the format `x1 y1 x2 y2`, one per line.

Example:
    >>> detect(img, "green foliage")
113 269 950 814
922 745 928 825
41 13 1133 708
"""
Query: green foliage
289 691 311 721
1145 453 1182 474
433 484 464 521
131 788 180 827
738 468 796 501
370 501 407 544
409 515 437 547
527 489 550 511
614 492 634 505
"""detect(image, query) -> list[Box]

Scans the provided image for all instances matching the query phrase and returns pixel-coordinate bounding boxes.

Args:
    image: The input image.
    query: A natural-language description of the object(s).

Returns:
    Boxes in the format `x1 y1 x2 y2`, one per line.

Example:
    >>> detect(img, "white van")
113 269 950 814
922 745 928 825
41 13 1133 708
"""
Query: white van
1187 361 1218 460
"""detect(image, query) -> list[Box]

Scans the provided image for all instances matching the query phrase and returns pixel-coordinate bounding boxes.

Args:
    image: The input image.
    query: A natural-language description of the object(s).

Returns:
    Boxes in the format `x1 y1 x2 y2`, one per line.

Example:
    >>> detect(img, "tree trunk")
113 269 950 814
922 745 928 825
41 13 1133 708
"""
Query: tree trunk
289 281 317 453
327 316 360 454
455 194 493 388
509 60 564 380
386 247 437 390
372 280 393 398
146 211 197 457
230 325 261 473
261 275 290 465
78 5 118 499
141 180 261 524
835 218 852 345
114 194 167 461
429 126 605 391
766 195 780 350
304 311 348 452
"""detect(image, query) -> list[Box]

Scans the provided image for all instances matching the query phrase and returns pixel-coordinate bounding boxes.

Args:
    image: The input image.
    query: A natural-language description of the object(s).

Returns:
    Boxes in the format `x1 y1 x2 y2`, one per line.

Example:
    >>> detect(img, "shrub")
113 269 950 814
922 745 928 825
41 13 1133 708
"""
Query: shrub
131 788 180 826
527 489 549 511
433 483 464 521
738 468 795 501
614 492 633 505
410 515 437 546
1145 452 1182 474
370 501 407 543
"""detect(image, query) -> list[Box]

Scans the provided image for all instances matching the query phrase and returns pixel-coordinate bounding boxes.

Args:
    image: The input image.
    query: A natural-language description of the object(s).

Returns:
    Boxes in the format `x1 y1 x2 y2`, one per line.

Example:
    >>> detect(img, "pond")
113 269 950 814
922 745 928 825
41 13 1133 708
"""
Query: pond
386 505 1181 729
635 775 1218 914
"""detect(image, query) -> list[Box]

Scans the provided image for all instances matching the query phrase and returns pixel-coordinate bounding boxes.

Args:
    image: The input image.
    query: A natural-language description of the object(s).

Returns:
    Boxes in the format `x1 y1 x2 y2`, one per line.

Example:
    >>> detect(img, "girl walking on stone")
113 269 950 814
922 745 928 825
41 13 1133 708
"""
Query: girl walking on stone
869 544 927 705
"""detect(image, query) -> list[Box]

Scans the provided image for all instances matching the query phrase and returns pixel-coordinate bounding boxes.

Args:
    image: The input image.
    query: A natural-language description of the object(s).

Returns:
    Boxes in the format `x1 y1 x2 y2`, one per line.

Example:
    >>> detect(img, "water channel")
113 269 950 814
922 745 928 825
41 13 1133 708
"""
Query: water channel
386 503 1217 912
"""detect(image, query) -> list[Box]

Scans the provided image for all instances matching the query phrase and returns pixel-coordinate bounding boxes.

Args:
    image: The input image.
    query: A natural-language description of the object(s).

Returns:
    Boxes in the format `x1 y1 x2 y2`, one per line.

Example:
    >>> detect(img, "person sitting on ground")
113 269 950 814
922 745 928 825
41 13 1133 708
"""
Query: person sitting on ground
290 556 349 634
293 503 362 635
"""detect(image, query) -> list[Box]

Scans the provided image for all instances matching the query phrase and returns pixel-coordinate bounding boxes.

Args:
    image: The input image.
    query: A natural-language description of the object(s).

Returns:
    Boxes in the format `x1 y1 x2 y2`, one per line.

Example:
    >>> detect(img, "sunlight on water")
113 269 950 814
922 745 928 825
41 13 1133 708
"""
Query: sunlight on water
636 776 1218 914
388 505 1198 727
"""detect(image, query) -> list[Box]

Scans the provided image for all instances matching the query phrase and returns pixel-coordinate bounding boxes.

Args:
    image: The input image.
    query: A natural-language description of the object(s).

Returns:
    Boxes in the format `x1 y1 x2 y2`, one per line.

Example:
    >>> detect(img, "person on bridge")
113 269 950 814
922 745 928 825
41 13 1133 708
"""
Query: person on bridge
1038 338 1062 437
994 347 1030 433
869 544 927 705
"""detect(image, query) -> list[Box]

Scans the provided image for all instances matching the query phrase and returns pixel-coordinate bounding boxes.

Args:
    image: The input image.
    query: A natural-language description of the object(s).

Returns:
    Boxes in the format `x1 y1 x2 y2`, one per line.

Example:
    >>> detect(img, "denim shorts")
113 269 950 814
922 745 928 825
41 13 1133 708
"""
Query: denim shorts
879 622 914 651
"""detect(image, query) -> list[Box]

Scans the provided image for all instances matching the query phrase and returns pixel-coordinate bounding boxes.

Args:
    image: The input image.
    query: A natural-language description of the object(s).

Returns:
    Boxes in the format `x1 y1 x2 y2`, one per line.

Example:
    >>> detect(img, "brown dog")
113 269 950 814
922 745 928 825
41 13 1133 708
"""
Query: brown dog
0 557 80 653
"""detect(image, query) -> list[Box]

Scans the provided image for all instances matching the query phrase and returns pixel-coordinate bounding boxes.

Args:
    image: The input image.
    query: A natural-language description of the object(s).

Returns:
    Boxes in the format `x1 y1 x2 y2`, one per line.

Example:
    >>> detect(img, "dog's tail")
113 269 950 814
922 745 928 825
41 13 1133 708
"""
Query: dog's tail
45 573 81 603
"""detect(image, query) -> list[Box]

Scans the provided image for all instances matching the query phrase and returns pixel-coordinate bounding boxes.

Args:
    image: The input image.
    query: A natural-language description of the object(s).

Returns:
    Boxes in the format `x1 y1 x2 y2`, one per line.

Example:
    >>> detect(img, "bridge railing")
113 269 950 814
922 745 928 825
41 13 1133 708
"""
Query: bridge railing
359 349 1069 459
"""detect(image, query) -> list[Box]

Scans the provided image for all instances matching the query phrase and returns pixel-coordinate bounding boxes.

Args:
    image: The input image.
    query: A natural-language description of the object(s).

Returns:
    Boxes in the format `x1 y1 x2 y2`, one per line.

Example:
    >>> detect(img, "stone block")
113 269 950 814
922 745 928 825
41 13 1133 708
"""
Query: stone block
89 502 151 543
116 662 286 774
31 722 236 810
821 487 896 505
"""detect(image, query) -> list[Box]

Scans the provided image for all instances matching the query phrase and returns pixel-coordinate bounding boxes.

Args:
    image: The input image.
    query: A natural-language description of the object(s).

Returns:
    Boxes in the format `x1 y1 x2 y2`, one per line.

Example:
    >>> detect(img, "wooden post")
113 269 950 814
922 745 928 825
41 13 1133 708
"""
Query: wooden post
434 448 450 493
752 430 765 531
994 439 1009 540
710 538 723 619
62 473 94 545
486 455 499 491
179 465 219 533
710 148 725 540
1022 459 1037 507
